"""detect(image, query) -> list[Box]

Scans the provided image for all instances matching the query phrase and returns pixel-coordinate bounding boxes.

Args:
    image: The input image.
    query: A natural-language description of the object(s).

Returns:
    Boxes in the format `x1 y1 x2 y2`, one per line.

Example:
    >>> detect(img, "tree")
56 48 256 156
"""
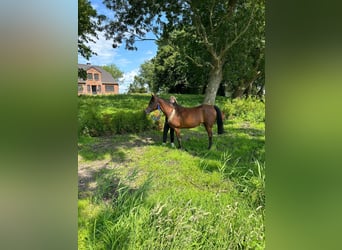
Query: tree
128 60 155 93
153 29 209 94
220 15 265 99
227 47 265 99
101 64 124 81
102 0 264 104
130 30 206 94
78 0 106 79
78 0 105 60
153 41 189 93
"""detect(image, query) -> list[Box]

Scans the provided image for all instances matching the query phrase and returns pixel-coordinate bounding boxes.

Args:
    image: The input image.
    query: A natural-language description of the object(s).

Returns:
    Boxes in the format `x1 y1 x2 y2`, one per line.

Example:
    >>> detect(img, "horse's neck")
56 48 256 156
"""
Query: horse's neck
158 99 174 118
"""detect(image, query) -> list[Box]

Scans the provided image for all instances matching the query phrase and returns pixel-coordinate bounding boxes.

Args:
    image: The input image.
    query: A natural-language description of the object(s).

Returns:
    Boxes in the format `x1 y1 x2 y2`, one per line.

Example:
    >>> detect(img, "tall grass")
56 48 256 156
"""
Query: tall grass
78 94 155 136
79 151 265 249
78 94 265 249
78 93 230 136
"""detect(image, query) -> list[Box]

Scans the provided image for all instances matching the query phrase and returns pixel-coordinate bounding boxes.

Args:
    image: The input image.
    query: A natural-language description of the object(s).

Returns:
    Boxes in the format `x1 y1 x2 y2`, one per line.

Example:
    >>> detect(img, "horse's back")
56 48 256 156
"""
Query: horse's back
174 105 205 127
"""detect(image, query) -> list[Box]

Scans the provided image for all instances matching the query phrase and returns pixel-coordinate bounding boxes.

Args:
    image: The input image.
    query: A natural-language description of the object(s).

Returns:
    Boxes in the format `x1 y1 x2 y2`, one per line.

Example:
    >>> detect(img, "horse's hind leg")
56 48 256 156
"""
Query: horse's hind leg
174 128 182 149
204 124 213 149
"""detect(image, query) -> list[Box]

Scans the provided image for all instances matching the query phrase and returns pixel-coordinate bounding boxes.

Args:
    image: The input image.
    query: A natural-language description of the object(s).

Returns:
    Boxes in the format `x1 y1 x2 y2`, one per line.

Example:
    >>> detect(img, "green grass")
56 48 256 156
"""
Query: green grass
78 94 265 249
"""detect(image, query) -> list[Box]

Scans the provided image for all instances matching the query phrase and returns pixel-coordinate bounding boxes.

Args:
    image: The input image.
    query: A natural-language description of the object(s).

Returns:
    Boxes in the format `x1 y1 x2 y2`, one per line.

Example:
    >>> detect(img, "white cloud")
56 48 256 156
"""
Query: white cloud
78 31 119 66
119 68 139 93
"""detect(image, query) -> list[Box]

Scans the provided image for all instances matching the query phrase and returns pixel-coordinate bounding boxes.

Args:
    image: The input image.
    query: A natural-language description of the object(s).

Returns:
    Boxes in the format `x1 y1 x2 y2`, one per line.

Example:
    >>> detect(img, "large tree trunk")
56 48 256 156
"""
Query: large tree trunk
203 63 223 105
232 80 246 99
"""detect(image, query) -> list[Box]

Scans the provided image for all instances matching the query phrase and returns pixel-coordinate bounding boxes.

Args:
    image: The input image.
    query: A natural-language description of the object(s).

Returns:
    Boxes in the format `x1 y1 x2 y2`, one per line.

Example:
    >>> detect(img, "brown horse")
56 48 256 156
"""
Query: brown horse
145 94 224 149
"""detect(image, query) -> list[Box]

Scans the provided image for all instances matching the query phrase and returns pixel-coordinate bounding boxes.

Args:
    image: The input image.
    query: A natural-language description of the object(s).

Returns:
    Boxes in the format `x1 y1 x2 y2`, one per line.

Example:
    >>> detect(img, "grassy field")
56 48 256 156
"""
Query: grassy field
78 94 265 249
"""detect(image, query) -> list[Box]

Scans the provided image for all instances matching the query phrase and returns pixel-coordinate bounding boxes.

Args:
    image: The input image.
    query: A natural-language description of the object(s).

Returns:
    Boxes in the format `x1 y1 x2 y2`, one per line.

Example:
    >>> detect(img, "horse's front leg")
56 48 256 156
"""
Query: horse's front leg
174 128 182 149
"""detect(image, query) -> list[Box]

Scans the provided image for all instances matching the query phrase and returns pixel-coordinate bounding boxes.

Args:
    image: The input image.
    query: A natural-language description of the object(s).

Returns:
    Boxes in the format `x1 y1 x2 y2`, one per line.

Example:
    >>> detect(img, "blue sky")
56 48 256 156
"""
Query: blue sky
78 0 158 93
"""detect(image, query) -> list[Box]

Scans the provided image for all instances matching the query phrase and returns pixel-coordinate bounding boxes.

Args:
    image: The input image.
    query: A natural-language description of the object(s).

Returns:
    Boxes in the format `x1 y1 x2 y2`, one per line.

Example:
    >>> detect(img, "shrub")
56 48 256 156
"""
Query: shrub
79 109 154 137
222 97 265 122
78 95 155 137
78 106 104 137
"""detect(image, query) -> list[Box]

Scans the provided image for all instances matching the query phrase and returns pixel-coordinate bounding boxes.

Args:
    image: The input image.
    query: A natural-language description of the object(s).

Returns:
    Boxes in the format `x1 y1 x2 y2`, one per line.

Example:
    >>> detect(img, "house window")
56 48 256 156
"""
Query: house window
87 73 93 80
97 85 101 93
87 85 91 93
94 73 99 81
105 85 114 92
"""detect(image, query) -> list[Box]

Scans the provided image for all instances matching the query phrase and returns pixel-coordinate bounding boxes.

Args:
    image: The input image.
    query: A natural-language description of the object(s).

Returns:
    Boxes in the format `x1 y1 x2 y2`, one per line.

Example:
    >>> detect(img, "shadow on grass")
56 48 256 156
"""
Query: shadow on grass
78 122 264 198
93 167 152 203
172 124 265 176
79 168 153 249
177 125 265 209
78 131 161 162
78 131 160 198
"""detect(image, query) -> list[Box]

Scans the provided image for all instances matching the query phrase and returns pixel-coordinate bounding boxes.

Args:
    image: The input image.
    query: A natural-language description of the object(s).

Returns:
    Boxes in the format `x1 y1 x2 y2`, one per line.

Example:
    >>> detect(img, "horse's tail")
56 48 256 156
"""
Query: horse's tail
214 105 224 134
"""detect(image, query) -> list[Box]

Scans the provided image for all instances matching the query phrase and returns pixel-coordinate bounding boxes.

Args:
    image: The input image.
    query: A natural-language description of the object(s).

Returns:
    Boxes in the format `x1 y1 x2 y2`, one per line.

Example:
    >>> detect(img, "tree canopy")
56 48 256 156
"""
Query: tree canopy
78 0 265 101
103 0 265 103
78 0 107 79
128 60 155 93
101 64 124 81
78 0 106 60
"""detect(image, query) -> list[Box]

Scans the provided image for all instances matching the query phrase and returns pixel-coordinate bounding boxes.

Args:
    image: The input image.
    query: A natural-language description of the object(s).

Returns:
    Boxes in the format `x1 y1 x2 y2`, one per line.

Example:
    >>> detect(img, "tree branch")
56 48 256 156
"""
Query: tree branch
169 42 207 68
126 31 157 42
221 3 256 59
184 54 205 68
214 0 238 32
192 7 217 60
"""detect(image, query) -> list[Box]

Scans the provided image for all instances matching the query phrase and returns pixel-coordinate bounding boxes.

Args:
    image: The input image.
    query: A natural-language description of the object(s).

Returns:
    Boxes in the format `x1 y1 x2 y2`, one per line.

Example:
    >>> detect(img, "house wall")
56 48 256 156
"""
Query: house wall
102 84 119 95
78 68 119 95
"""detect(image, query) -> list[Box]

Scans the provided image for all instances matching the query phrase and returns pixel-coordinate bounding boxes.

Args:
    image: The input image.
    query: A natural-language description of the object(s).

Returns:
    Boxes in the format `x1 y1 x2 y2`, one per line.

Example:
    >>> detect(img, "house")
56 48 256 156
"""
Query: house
78 63 119 95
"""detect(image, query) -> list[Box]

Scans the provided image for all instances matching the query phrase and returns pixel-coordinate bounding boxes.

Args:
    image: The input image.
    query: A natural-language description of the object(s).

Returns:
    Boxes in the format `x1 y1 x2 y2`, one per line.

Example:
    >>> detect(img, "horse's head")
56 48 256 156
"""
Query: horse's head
145 94 159 114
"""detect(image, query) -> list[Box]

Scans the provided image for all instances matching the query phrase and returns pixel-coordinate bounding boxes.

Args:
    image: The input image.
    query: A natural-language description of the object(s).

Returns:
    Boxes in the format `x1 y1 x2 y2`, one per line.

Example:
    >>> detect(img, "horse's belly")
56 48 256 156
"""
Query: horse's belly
175 121 202 128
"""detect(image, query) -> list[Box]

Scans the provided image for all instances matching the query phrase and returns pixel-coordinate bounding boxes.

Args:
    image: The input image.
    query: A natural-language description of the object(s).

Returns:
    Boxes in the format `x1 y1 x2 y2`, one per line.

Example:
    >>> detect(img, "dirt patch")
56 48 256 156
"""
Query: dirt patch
78 132 160 199
78 157 112 199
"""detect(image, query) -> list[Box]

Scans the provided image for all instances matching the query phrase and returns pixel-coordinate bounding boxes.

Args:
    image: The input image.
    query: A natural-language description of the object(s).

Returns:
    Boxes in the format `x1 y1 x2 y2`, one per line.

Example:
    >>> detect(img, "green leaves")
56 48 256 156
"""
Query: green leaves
91 0 264 101
78 0 105 60
128 60 155 93
101 64 124 81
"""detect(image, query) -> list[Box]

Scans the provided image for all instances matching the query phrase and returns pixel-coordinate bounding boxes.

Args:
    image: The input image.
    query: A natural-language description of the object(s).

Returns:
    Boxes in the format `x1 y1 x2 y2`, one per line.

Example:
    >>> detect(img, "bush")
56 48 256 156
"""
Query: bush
78 95 154 136
78 94 265 137
222 97 265 122
79 109 154 137
78 106 104 136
